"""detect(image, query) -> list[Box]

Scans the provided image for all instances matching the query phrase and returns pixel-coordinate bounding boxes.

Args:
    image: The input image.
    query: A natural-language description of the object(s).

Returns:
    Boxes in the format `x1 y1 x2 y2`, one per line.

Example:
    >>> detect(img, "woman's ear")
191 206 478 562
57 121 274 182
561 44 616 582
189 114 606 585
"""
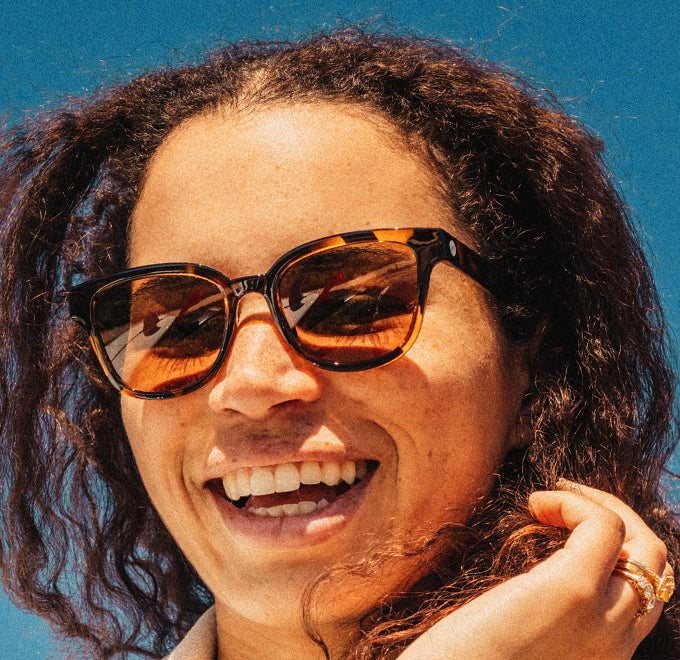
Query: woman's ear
507 319 547 450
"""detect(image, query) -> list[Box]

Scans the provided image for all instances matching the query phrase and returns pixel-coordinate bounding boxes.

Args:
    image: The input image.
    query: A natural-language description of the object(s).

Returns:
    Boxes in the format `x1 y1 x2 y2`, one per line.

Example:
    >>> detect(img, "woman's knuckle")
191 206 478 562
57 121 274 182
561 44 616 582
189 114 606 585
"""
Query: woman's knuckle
651 537 668 563
602 509 626 544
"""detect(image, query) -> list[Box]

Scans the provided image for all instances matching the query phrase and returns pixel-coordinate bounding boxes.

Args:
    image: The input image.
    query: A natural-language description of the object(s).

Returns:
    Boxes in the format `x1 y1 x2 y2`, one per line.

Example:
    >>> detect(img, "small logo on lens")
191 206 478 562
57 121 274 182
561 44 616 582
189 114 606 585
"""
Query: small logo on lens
449 240 457 258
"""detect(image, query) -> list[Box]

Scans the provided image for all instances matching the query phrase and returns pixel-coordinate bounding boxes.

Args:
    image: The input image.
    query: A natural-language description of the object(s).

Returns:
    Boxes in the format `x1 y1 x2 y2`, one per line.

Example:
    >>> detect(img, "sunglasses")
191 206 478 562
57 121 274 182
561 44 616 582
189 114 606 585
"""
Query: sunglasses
67 228 498 399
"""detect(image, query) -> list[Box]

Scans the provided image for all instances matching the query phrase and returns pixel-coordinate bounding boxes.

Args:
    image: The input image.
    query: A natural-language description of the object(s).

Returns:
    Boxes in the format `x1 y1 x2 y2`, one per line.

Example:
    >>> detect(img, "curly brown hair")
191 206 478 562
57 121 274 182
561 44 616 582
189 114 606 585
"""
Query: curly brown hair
0 29 677 658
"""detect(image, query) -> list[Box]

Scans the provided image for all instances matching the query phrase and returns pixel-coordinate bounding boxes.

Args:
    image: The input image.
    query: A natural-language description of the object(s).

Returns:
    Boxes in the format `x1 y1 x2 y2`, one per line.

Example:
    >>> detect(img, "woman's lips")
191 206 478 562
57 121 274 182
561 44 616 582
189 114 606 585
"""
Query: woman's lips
207 459 379 547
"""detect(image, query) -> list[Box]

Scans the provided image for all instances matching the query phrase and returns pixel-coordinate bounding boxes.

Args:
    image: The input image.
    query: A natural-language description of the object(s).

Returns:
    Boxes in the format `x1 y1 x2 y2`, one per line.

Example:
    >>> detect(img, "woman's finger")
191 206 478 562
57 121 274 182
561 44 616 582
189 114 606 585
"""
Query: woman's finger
530 485 672 639
556 480 669 574
528 490 626 574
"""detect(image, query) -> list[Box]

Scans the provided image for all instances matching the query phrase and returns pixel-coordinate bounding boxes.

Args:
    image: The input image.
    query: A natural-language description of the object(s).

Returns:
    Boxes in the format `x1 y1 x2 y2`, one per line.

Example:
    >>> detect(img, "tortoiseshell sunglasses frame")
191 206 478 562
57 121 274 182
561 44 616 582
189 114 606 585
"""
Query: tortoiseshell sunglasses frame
67 227 499 399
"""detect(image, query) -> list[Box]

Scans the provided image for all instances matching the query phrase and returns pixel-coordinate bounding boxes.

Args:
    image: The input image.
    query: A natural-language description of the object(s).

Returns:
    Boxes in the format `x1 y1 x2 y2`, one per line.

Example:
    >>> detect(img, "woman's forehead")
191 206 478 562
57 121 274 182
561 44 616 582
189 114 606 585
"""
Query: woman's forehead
127 103 458 270
141 103 440 204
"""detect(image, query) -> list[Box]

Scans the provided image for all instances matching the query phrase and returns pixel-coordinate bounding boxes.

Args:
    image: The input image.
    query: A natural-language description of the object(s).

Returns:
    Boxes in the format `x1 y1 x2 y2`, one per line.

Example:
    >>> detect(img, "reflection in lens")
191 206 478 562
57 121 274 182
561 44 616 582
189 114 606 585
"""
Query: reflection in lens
92 274 227 393
277 243 418 364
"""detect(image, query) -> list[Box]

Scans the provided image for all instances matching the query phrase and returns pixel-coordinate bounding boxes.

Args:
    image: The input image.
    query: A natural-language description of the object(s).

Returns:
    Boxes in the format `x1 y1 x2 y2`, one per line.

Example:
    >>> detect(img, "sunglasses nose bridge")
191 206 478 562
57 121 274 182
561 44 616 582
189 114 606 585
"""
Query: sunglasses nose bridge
227 274 268 300
226 274 279 329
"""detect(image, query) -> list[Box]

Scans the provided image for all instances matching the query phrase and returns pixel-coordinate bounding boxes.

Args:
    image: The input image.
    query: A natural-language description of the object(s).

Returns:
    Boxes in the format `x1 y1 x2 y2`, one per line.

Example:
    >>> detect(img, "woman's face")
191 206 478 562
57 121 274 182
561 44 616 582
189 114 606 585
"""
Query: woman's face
121 103 530 630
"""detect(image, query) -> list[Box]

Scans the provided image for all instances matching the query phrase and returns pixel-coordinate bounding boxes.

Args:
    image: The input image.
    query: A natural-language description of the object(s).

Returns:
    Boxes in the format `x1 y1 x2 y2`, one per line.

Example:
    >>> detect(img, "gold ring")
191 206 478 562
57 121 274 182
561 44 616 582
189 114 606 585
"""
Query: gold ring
614 558 675 618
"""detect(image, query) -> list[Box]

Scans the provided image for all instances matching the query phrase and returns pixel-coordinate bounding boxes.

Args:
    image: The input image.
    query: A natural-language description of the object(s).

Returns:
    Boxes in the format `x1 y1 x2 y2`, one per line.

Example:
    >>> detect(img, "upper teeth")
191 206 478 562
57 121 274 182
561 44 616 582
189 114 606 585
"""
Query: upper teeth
222 459 368 501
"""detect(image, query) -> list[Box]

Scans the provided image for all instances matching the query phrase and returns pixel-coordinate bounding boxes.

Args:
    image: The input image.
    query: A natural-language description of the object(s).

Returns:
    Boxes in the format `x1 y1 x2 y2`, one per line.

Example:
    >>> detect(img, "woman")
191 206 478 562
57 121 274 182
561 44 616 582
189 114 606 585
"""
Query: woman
0 30 677 659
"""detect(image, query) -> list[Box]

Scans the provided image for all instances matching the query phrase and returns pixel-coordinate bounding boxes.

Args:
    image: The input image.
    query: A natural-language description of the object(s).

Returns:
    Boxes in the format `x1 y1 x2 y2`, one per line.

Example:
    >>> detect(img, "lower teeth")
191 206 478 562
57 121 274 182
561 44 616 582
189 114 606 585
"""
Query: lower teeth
248 498 330 517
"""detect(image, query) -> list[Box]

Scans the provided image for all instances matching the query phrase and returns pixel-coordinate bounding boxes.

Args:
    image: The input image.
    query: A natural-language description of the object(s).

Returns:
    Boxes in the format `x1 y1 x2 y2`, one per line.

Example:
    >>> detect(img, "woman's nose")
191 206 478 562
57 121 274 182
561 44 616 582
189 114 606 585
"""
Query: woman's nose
207 297 322 419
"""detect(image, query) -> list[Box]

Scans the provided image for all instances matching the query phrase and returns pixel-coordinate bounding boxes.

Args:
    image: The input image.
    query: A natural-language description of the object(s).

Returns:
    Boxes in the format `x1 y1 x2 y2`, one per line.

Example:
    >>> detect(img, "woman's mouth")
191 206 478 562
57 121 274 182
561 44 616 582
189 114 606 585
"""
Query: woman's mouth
211 459 378 518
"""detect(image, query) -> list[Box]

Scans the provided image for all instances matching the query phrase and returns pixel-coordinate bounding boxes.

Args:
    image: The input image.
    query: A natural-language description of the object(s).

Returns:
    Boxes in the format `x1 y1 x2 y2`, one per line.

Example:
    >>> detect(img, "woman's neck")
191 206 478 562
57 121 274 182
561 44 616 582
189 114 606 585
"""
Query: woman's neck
214 600 359 660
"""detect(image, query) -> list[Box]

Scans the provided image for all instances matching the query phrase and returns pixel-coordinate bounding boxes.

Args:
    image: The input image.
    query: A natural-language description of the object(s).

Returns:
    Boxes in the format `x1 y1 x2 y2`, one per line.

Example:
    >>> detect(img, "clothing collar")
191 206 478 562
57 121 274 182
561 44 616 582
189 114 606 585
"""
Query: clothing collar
164 607 216 660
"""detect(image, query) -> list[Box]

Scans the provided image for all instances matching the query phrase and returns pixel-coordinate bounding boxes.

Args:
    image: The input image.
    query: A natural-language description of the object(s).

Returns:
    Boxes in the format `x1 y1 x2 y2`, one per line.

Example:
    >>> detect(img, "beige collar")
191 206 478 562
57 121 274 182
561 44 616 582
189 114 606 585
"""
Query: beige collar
165 607 216 660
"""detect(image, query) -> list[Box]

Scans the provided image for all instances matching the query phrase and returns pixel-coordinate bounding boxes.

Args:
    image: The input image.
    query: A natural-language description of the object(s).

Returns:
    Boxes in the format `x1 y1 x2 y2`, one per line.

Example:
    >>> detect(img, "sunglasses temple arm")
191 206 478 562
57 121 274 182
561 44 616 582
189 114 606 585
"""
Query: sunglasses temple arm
440 233 503 300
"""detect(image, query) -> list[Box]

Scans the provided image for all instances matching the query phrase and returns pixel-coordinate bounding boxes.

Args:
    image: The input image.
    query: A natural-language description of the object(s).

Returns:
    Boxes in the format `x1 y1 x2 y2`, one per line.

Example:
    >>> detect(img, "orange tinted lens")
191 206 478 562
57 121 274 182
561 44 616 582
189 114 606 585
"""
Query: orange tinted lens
277 242 419 364
92 274 227 393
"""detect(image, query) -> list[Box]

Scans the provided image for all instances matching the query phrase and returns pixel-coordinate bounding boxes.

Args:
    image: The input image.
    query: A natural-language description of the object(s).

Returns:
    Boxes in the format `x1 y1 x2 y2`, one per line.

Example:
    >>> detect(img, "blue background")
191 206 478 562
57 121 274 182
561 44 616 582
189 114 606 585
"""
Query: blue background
1 1 678 656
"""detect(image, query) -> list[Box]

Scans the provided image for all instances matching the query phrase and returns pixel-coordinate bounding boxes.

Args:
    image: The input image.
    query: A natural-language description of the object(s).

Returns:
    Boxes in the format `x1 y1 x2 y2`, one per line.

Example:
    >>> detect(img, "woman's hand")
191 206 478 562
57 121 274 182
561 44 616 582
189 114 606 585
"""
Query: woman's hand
397 482 673 660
